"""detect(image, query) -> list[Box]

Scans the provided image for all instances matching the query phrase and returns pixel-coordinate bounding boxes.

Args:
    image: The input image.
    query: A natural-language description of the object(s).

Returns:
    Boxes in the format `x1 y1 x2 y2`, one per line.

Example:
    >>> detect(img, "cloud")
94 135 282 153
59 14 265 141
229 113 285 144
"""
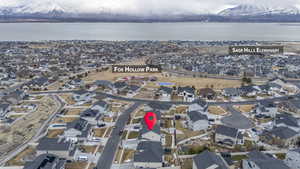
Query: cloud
0 0 300 14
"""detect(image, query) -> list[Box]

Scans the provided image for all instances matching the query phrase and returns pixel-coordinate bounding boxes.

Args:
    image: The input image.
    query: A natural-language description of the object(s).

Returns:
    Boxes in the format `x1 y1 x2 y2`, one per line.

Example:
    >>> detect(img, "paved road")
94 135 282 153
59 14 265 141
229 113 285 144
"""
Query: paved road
221 105 254 129
96 102 141 169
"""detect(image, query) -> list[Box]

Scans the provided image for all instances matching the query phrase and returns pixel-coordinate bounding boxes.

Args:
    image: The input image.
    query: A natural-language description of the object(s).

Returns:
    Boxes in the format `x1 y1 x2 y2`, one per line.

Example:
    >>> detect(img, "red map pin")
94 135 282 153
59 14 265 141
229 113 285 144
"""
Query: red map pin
144 112 157 130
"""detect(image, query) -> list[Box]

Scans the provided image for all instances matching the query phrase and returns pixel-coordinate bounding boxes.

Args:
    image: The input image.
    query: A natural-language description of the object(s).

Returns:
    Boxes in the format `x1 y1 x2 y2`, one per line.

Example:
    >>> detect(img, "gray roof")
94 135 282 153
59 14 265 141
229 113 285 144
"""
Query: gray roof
178 86 195 94
37 138 71 151
66 118 88 131
81 108 100 117
127 85 140 92
275 113 299 128
134 141 163 163
93 100 108 108
216 125 242 139
139 121 161 137
114 81 127 89
246 151 290 169
223 88 239 95
159 86 173 94
188 111 208 122
24 154 65 169
94 80 113 88
193 150 229 169
0 104 10 110
269 127 298 139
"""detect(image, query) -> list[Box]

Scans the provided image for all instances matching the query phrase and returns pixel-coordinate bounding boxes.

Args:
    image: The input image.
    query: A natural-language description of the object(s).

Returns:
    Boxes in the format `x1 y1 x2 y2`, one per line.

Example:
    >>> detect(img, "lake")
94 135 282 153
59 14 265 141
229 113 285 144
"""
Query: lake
0 22 300 41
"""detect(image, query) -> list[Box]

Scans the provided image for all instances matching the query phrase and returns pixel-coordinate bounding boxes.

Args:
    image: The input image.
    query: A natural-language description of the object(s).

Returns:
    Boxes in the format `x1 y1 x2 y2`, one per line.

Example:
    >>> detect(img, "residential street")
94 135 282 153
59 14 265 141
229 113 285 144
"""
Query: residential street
96 102 141 169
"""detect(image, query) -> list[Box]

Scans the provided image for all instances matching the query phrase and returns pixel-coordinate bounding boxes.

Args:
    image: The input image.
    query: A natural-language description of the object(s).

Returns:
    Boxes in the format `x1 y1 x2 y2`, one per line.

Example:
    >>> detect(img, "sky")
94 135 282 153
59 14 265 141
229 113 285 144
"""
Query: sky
0 0 300 14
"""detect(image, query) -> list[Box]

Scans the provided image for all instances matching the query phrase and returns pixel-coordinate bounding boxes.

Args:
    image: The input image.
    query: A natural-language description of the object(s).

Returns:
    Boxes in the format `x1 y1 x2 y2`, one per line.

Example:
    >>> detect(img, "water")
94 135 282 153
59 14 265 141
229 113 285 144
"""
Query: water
0 22 300 41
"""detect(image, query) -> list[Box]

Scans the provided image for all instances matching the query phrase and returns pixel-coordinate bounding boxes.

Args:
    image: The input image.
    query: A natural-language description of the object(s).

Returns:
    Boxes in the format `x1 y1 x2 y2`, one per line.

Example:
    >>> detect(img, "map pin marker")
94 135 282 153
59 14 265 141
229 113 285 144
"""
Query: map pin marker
144 112 157 130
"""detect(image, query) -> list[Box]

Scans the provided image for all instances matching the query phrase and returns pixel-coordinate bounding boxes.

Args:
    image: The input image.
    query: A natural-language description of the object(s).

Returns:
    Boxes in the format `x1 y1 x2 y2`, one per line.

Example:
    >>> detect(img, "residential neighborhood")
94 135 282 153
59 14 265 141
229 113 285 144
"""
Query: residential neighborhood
0 40 300 169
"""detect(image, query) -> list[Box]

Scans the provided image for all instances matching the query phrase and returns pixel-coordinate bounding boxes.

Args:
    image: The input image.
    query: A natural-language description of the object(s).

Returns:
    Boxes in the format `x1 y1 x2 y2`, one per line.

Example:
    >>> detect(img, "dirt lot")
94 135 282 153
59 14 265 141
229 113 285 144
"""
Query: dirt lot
6 146 36 166
0 96 58 160
59 93 76 105
208 106 228 115
65 108 83 116
47 129 64 138
234 105 255 113
65 162 88 169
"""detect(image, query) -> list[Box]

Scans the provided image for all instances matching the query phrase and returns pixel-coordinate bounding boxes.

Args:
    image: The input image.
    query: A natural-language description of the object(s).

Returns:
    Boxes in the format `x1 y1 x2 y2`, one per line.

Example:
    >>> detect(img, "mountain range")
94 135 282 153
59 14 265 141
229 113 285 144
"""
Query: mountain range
1 2 300 22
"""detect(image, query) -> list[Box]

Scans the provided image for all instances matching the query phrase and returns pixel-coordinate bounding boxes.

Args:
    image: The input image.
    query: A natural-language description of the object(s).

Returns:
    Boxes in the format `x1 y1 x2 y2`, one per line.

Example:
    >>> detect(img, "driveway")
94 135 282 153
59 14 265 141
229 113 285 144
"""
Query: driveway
221 105 253 129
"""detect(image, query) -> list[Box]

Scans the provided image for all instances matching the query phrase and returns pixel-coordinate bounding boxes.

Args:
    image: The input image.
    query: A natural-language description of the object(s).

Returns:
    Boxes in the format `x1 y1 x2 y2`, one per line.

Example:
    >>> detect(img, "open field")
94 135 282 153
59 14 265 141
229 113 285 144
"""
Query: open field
47 129 64 138
208 106 228 115
64 108 83 116
6 146 35 166
234 105 255 113
65 162 88 169
0 96 58 161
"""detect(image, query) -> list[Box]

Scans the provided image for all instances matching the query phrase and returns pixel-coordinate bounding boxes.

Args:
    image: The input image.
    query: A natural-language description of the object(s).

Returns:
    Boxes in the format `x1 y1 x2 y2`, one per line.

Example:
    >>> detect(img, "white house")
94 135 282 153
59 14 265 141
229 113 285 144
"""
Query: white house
187 111 209 131
177 86 196 102
72 90 95 102
255 101 278 118
156 86 173 101
91 100 109 113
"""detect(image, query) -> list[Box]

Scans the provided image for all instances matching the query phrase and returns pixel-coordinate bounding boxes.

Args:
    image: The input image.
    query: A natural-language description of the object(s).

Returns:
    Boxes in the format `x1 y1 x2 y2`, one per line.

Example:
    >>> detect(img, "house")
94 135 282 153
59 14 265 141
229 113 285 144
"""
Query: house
113 81 127 93
254 84 271 95
199 88 216 100
242 151 290 169
269 78 298 93
275 113 300 132
80 108 102 125
255 101 278 118
36 138 73 160
238 86 258 97
215 125 244 147
91 100 109 113
63 118 92 142
193 150 229 169
23 77 49 90
94 80 113 89
126 85 140 97
156 86 173 101
222 88 239 97
24 154 66 169
285 148 300 169
134 141 163 169
0 103 10 119
72 90 95 102
2 90 27 105
177 86 196 102
187 111 209 131
69 78 84 87
284 99 300 113
260 127 298 148
139 122 161 142
188 99 208 112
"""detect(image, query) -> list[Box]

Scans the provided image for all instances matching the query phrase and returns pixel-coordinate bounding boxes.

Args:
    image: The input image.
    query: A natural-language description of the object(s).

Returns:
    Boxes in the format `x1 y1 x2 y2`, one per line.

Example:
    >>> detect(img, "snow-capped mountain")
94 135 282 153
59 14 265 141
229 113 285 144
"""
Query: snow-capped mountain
219 4 300 16
0 0 66 15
